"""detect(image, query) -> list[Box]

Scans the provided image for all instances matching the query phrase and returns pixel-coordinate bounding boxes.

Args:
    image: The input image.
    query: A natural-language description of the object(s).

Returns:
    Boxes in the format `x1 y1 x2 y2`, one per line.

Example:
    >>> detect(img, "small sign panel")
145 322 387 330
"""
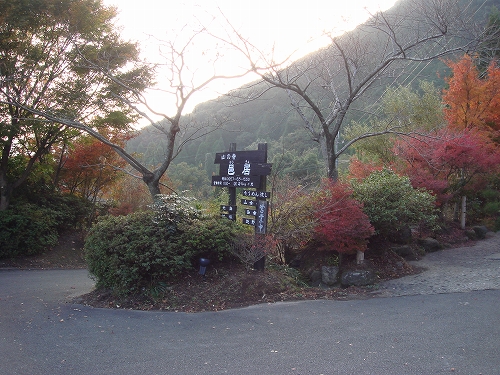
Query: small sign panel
214 150 267 164
221 213 236 221
242 190 271 199
242 218 256 226
212 175 261 188
220 205 237 213
245 209 257 216
241 199 257 206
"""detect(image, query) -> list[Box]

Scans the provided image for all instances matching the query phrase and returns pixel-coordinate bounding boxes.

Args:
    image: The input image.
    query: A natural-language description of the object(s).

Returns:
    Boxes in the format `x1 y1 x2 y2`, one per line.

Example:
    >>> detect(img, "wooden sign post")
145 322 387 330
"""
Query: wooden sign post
212 143 271 270
252 143 268 270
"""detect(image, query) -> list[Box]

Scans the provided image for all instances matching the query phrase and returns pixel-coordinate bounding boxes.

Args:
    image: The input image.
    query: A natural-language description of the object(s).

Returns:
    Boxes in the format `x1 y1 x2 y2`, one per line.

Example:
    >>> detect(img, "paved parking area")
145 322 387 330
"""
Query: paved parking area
377 233 500 296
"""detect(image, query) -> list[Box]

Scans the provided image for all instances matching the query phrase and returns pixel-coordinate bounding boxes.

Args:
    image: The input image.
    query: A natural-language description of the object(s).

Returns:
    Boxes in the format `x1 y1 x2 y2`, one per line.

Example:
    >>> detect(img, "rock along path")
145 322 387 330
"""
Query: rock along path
375 232 500 297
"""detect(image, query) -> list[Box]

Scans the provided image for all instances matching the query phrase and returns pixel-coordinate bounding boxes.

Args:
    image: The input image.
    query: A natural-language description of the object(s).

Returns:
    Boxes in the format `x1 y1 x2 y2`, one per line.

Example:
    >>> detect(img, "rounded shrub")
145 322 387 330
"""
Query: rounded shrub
84 210 242 295
85 211 170 293
175 216 244 261
352 169 439 238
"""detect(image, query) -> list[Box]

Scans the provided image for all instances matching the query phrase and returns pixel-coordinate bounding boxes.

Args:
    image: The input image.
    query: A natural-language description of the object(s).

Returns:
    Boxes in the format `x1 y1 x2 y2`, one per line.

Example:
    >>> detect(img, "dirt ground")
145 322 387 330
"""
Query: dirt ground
75 249 419 313
0 228 475 313
0 230 87 270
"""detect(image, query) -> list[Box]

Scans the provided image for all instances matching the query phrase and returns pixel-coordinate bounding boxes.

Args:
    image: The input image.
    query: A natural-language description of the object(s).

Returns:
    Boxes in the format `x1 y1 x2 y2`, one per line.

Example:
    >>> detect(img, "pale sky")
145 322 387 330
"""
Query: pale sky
103 0 398 122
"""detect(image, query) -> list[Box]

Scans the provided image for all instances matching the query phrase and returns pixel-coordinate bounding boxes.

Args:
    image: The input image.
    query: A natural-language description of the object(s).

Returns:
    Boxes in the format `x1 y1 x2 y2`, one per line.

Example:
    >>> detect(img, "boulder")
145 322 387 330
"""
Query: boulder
472 225 489 239
340 269 376 287
465 230 477 240
417 237 441 252
321 266 339 286
309 270 322 287
391 245 419 260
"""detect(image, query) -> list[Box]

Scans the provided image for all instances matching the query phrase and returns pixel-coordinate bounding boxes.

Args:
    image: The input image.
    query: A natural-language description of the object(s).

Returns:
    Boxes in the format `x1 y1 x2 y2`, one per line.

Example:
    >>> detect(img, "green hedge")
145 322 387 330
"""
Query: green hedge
0 203 58 258
0 195 92 259
84 210 242 295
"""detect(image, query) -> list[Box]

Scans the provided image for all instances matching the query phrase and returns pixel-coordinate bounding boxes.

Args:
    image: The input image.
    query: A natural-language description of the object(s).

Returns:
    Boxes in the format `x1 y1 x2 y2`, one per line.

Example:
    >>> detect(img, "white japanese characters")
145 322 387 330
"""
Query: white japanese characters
227 160 235 176
225 159 252 176
242 160 251 176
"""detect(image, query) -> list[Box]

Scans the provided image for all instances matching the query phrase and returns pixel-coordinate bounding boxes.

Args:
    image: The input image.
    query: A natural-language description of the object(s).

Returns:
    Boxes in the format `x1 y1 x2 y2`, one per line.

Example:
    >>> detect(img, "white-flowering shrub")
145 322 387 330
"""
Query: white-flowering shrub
149 194 201 231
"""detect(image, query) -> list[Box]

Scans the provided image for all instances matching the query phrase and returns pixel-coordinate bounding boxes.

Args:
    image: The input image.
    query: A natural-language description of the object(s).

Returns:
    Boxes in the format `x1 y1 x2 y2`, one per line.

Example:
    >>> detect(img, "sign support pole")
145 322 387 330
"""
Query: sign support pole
253 143 268 271
228 143 237 210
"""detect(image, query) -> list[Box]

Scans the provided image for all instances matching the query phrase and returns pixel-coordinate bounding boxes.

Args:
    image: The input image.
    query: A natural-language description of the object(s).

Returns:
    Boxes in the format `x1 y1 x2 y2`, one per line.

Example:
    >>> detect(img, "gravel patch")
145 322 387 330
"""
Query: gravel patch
374 232 500 297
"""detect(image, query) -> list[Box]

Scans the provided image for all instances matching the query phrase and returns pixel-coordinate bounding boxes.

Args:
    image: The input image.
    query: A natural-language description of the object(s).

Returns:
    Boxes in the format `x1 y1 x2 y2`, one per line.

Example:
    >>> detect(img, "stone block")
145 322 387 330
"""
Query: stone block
309 270 322 287
340 269 376 287
417 237 441 252
321 266 339 286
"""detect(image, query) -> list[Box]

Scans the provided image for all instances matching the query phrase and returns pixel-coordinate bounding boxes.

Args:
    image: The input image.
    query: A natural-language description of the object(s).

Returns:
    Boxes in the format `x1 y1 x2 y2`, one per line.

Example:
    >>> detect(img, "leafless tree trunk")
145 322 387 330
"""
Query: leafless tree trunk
2 29 251 202
220 0 489 180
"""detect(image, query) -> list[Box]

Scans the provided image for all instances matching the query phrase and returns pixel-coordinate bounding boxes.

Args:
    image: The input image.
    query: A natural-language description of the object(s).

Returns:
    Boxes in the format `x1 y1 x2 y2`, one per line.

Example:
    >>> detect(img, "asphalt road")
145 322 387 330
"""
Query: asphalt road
0 270 500 375
1 236 500 375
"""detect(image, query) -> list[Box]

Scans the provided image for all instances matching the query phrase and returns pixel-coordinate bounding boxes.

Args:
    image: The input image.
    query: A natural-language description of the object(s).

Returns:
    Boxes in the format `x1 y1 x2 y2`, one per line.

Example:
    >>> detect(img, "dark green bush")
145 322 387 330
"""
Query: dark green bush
176 216 243 261
84 210 242 295
481 188 500 228
0 194 92 259
480 188 500 202
41 194 93 231
352 169 439 238
0 203 58 258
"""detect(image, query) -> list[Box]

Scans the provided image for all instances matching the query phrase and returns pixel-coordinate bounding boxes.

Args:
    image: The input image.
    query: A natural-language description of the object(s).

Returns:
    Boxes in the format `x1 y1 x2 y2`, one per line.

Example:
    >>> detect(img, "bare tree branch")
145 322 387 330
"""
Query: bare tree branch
220 0 487 180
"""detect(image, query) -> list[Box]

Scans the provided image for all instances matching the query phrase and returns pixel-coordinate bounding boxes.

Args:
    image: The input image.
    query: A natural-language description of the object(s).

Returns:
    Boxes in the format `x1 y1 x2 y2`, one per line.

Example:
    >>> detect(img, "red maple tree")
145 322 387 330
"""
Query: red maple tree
314 181 374 255
57 133 129 203
394 128 500 205
392 55 500 207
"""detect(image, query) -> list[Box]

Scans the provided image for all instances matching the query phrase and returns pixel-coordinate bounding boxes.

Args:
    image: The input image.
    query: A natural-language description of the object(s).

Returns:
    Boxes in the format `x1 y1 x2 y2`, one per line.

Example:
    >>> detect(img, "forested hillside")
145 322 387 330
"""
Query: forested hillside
126 0 499 190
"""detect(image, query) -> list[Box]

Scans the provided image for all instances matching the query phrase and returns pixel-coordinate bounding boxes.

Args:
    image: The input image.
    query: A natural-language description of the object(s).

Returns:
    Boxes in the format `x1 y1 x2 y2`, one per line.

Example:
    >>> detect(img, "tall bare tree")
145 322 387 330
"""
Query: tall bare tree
1 1 251 205
222 0 491 180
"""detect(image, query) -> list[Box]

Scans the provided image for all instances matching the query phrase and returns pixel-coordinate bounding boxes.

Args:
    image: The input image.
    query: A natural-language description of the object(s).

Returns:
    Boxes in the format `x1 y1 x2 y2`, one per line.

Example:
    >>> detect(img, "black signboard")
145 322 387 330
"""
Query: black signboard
221 213 236 221
214 144 271 238
242 190 271 199
245 208 257 216
242 218 256 226
241 199 257 206
218 162 272 177
212 175 261 188
214 150 267 164
220 205 237 213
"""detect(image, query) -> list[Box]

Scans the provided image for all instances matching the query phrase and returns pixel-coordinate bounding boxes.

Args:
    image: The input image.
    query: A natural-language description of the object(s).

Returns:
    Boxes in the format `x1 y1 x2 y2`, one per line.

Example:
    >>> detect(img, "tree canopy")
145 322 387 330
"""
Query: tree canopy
0 0 151 210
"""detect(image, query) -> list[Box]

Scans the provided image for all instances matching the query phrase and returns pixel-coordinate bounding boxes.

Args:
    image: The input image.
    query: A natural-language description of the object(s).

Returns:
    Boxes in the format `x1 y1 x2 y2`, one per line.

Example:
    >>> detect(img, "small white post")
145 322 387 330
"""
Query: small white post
460 195 467 229
356 250 364 265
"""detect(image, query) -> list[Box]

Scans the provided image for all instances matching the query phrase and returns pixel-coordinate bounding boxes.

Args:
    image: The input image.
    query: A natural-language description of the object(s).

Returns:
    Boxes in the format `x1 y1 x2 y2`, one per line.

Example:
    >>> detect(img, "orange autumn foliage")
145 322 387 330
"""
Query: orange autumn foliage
347 157 385 181
58 135 127 201
443 55 500 139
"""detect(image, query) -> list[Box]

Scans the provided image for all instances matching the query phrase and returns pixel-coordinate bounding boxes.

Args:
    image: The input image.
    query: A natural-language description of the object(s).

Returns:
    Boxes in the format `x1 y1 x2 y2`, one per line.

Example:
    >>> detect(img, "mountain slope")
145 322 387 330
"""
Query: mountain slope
127 0 499 185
